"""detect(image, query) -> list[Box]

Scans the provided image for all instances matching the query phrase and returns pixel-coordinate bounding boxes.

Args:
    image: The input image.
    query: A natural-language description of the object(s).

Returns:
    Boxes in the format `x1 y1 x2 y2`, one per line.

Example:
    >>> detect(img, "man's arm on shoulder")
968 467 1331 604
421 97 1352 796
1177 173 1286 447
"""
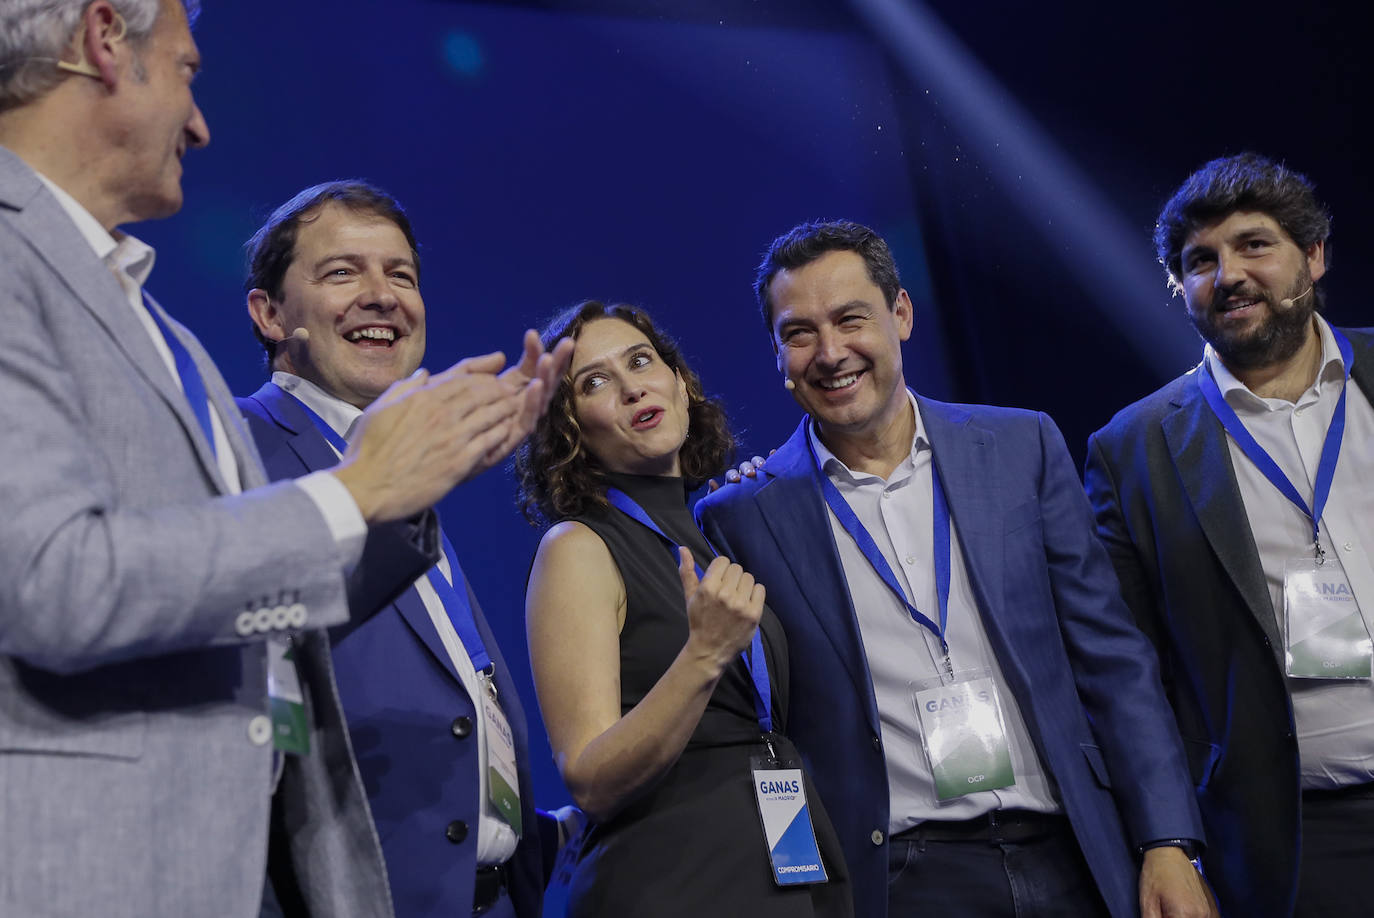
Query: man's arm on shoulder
1031 412 1201 842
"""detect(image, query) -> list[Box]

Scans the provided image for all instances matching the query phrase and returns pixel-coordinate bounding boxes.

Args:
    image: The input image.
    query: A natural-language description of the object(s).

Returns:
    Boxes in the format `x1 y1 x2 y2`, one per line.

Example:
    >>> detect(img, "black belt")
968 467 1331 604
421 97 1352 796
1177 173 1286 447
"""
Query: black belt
892 809 1068 843
1303 780 1374 803
473 863 508 915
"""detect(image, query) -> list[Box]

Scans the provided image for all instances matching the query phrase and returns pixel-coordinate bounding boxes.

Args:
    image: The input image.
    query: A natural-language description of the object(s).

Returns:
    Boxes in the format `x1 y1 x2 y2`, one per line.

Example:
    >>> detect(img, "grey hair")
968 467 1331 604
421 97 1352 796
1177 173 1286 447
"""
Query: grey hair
0 0 199 112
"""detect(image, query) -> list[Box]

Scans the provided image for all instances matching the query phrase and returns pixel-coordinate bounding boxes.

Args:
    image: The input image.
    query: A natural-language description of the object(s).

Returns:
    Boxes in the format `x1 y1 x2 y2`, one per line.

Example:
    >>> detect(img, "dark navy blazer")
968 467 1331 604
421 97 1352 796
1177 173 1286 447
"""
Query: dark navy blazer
1085 327 1374 917
698 396 1202 918
238 381 544 918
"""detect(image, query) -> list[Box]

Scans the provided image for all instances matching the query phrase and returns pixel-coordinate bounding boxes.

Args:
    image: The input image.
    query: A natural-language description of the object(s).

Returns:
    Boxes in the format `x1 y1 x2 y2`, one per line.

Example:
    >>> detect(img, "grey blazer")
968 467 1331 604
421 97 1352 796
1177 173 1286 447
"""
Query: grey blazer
0 145 392 918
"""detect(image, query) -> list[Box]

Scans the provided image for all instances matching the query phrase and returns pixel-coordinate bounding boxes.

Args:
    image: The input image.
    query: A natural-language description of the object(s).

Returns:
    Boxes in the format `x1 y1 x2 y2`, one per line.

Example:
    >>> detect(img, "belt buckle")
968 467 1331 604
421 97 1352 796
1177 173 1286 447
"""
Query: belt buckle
472 863 507 916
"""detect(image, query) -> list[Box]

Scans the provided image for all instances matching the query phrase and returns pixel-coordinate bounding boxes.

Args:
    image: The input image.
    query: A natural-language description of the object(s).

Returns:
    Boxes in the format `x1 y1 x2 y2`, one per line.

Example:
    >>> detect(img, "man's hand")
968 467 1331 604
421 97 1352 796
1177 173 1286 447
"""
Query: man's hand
332 331 575 525
333 352 521 524
1139 846 1217 918
487 329 575 463
706 454 771 492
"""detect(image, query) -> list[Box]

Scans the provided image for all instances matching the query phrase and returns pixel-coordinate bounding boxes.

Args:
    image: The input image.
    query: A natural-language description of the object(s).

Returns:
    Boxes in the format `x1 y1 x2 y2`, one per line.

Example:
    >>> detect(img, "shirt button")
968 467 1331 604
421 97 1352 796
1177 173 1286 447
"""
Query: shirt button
451 716 473 739
905 556 916 565
871 829 885 846
1345 542 1354 552
445 820 469 844
881 492 892 500
248 715 272 746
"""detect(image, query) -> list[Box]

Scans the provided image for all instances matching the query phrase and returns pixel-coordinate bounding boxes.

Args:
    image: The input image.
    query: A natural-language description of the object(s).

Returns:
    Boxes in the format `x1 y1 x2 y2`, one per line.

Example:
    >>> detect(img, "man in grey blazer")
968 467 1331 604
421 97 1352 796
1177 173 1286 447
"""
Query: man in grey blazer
0 2 568 915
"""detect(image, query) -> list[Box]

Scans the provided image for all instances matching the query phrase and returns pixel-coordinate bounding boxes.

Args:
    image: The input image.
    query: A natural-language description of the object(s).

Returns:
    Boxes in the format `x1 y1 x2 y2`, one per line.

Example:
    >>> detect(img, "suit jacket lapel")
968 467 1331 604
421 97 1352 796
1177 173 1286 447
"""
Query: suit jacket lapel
917 397 1006 639
1162 370 1280 653
755 422 882 731
249 381 346 475
141 294 234 490
392 583 464 684
0 158 229 491
1348 327 1374 402
252 381 464 684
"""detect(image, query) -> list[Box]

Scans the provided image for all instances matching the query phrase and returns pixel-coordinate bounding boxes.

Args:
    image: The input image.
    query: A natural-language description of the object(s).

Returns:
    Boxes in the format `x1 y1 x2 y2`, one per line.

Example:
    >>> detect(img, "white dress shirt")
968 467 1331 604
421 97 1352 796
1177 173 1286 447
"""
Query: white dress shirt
275 372 519 864
33 172 366 561
811 392 1059 831
1207 316 1374 788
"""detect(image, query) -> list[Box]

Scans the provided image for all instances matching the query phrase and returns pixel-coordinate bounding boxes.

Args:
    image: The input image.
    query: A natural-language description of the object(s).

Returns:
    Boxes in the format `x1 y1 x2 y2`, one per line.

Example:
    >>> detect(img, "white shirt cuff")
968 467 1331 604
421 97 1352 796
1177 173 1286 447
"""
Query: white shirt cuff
296 471 367 567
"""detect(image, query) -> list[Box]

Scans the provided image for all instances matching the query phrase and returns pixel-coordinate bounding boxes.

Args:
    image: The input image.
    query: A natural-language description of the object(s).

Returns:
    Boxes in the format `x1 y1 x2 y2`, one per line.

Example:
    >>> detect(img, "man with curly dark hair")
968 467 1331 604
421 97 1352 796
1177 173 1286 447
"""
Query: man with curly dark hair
1086 153 1374 917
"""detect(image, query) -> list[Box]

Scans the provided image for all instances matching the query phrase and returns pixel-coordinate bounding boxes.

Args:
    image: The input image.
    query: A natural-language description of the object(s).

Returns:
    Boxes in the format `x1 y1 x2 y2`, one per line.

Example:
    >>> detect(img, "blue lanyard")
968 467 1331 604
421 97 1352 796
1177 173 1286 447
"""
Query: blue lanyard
147 296 215 458
806 419 953 670
283 387 493 674
283 387 350 453
1197 328 1354 551
605 488 773 734
429 533 493 674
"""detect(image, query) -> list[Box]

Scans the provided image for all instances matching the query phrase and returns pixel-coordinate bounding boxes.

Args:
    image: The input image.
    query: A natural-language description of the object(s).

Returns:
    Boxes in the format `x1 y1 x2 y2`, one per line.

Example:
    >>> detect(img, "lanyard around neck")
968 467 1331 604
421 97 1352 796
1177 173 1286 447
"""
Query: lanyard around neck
1197 327 1354 553
285 387 494 674
605 487 773 734
147 296 215 457
806 419 953 670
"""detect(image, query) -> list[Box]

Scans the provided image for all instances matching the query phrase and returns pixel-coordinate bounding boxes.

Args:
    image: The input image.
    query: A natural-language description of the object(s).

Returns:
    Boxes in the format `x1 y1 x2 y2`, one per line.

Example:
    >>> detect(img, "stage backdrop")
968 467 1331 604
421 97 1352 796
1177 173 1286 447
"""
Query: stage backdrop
135 1 1370 913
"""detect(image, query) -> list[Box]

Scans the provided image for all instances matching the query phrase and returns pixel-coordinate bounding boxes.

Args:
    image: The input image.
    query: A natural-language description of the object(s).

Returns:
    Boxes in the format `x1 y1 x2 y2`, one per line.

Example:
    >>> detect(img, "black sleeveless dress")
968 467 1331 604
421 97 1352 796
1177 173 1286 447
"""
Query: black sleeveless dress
562 472 852 918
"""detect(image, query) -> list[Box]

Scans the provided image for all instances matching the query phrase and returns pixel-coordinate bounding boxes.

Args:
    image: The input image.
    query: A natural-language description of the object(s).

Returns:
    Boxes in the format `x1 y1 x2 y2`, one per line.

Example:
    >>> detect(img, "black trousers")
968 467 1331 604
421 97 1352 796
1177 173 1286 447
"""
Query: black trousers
1296 782 1374 918
886 812 1110 917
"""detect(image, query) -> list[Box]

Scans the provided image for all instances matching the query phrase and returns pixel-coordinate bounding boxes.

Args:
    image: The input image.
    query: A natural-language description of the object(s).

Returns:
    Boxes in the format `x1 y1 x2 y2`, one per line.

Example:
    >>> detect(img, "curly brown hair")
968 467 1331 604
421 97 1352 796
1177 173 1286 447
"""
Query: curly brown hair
515 301 736 526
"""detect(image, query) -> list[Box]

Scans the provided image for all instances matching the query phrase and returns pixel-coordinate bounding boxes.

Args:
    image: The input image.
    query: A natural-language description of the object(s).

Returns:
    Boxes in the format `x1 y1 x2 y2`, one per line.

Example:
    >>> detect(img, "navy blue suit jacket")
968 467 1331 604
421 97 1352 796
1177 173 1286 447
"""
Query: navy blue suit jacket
697 396 1202 918
1085 327 1374 917
238 381 544 918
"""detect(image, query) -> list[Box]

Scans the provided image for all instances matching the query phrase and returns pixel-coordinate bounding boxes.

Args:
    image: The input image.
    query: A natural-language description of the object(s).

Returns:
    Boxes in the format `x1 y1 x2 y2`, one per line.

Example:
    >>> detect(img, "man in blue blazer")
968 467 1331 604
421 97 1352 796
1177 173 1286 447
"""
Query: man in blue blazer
237 181 569 918
1086 154 1374 917
696 221 1212 918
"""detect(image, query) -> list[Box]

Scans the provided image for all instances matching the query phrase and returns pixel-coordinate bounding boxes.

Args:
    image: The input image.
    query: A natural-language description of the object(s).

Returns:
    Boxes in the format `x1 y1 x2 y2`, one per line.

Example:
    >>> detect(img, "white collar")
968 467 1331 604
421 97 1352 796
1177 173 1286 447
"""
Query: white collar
1205 314 1345 409
807 389 927 482
271 371 364 441
34 169 156 285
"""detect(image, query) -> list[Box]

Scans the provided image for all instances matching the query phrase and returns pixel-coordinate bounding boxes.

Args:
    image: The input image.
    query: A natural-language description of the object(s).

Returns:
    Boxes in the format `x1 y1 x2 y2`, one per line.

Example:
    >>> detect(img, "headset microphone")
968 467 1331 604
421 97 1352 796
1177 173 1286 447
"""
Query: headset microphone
289 327 310 342
784 378 796 391
1280 286 1313 310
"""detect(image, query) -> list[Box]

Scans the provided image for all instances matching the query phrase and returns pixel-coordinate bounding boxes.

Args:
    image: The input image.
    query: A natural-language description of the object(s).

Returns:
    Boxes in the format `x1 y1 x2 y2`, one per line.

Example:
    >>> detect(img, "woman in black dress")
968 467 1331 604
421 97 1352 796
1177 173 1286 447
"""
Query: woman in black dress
516 301 851 918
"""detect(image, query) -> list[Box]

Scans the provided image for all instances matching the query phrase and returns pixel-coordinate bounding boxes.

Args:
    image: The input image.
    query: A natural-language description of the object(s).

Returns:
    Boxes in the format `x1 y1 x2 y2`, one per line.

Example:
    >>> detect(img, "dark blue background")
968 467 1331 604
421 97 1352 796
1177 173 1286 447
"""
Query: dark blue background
135 2 1369 912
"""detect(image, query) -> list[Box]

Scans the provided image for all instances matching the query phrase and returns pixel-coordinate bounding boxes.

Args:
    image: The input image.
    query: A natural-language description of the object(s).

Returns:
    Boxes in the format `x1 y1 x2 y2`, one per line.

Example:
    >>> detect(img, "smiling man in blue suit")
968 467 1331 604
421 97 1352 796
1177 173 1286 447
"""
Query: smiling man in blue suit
695 221 1214 918
237 181 569 918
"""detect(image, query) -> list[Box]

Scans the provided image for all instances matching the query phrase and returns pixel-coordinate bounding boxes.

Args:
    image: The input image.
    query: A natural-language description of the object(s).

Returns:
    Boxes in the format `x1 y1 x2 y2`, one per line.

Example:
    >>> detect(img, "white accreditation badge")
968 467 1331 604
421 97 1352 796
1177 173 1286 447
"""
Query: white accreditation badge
913 669 1015 800
751 748 828 886
267 636 310 755
481 676 523 837
1284 557 1371 679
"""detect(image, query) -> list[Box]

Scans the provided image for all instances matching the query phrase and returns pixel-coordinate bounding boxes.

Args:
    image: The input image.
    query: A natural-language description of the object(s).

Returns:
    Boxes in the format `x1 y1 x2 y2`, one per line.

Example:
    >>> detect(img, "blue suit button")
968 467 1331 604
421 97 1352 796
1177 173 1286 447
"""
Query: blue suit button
451 716 473 739
446 820 469 844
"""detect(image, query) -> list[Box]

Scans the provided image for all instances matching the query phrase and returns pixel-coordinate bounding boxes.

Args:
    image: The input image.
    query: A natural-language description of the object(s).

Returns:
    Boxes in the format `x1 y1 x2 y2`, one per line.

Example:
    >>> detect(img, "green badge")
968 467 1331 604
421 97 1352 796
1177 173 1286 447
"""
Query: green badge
482 687 522 837
267 638 310 755
1285 558 1371 680
914 674 1015 800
